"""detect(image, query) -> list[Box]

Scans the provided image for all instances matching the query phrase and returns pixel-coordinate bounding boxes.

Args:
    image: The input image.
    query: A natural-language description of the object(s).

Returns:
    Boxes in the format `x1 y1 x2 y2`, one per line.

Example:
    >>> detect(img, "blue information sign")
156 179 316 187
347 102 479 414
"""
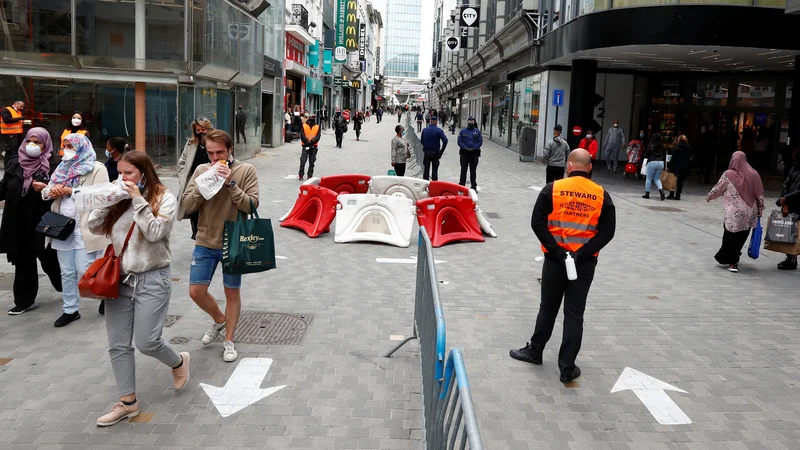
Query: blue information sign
553 89 565 107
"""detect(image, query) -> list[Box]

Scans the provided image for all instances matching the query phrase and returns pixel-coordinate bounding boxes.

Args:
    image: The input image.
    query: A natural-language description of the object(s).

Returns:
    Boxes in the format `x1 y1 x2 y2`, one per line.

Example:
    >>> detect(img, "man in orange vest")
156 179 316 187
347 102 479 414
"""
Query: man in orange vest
509 149 616 383
299 114 321 181
1 100 30 166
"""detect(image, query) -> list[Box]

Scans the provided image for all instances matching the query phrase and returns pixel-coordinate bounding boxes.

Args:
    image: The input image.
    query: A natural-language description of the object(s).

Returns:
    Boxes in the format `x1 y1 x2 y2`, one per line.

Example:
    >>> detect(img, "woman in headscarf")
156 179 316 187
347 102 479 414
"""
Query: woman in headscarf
59 111 90 152
41 133 109 326
177 117 213 240
706 151 765 273
0 127 63 315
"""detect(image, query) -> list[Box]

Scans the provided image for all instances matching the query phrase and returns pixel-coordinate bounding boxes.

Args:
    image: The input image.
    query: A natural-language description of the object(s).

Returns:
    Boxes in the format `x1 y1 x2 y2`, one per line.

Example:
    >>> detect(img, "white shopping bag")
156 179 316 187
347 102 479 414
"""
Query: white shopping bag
640 158 648 176
73 179 131 212
196 165 227 200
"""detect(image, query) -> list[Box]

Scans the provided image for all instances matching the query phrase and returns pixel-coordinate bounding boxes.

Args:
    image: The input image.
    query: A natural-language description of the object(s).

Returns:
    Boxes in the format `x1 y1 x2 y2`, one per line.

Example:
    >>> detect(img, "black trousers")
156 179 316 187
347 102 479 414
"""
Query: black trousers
335 132 343 148
14 247 62 309
672 175 686 197
394 163 406 177
355 127 361 139
3 133 21 167
423 155 440 181
417 121 423 132
529 257 597 378
546 165 565 183
715 227 750 265
459 150 480 189
236 127 246 143
299 146 318 178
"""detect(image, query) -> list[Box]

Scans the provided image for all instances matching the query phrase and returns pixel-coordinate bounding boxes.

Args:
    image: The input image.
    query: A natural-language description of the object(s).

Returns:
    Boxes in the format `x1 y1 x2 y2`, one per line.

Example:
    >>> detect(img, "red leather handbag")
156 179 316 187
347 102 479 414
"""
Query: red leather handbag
78 224 136 300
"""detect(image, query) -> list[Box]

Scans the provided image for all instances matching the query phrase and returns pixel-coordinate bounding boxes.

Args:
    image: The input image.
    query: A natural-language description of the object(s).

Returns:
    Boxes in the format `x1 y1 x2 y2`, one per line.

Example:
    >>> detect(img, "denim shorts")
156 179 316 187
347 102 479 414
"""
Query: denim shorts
189 246 242 289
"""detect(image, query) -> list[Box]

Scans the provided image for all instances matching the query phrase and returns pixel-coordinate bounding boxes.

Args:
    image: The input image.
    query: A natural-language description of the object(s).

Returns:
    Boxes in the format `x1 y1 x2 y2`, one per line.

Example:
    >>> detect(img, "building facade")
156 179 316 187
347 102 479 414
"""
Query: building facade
384 0 423 78
434 1 800 176
0 0 280 167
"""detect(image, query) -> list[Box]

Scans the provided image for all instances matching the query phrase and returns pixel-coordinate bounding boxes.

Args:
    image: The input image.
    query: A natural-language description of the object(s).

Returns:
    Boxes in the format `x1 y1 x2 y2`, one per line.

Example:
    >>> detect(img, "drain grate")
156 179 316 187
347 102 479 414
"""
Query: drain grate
164 315 182 328
0 273 44 291
221 312 314 345
647 206 684 213
484 212 501 219
169 337 189 345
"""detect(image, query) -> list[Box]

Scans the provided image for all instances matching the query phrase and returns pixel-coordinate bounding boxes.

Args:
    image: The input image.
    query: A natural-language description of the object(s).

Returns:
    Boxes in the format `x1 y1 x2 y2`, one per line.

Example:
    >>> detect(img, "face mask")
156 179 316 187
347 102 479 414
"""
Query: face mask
25 143 42 158
586 134 593 139
468 122 475 128
72 118 82 127
402 131 407 137
640 133 645 138
105 149 113 158
62 149 77 161
613 123 618 128
136 177 146 191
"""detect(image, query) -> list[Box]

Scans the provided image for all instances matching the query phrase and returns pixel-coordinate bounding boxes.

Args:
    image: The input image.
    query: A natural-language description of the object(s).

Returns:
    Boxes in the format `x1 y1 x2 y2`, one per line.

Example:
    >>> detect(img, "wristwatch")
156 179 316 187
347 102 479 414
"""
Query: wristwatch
226 180 237 189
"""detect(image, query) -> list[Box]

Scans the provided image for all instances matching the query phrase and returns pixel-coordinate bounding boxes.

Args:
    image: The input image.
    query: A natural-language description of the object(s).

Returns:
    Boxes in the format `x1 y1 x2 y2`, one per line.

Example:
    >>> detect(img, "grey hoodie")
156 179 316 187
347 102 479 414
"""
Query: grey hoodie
542 136 570 167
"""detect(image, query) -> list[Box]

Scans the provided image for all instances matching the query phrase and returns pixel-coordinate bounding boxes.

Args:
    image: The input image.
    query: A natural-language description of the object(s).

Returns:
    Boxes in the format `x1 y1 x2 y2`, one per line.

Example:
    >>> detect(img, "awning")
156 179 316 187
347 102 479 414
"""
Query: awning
286 24 316 46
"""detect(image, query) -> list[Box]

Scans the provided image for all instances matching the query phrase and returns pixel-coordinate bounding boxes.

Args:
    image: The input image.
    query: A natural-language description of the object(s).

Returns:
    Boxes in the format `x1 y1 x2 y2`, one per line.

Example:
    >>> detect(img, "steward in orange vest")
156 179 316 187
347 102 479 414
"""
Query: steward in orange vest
510 149 615 384
1 101 27 166
59 112 90 153
298 115 321 180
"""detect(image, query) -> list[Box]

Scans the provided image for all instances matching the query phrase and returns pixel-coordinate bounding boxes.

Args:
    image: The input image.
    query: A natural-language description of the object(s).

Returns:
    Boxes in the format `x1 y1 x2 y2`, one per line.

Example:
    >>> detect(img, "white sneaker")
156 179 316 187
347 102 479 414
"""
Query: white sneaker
201 322 225 345
223 341 238 362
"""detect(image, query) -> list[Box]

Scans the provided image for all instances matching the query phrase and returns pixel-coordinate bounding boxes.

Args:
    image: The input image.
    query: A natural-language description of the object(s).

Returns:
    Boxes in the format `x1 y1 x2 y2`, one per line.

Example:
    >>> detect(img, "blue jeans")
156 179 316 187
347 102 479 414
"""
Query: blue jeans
190 246 242 289
645 161 664 193
57 249 101 314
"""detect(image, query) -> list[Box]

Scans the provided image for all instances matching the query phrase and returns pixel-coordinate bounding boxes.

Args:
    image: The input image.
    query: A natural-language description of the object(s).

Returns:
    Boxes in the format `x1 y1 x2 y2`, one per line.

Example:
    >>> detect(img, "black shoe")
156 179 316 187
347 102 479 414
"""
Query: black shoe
667 193 675 199
642 192 650 199
560 366 581 383
99 300 105 316
673 196 681 201
8 303 38 315
659 190 666 201
54 312 81 328
777 260 797 271
509 344 542 365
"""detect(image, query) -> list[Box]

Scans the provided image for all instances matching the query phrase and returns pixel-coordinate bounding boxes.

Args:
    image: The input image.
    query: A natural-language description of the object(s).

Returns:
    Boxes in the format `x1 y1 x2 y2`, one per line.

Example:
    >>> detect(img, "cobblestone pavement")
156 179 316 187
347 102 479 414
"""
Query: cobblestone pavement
0 117 799 449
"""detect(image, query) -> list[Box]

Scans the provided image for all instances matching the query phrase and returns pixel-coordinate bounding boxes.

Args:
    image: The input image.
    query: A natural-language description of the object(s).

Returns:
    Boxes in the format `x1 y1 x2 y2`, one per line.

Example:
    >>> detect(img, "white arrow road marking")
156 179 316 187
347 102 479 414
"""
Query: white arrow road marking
376 257 447 264
200 358 286 418
611 367 691 425
534 256 544 262
528 185 543 191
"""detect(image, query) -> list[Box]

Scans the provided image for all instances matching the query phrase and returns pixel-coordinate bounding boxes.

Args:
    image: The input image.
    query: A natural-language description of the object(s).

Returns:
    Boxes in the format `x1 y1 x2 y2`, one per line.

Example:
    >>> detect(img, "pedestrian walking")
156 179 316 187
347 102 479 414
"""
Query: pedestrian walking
578 130 598 169
391 125 411 177
89 150 189 427
235 105 247 144
333 111 347 148
776 148 800 270
42 133 109 327
415 110 424 132
377 106 383 123
104 137 130 183
667 135 691 200
421 117 448 181
1 100 30 167
182 130 260 363
542 124 570 183
603 119 626 172
353 111 364 141
457 116 483 190
397 109 403 123
706 151 765 273
284 110 293 142
642 132 667 200
509 149 616 383
299 114 321 180
1 127 63 315
365 109 371 122
59 112 90 152
177 117 214 240
319 104 329 132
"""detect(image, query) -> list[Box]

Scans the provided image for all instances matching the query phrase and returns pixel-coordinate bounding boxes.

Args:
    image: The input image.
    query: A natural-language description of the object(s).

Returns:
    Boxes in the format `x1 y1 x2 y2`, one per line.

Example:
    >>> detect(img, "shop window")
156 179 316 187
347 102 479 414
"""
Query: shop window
0 0 74 66
737 81 776 108
651 81 683 106
694 82 728 107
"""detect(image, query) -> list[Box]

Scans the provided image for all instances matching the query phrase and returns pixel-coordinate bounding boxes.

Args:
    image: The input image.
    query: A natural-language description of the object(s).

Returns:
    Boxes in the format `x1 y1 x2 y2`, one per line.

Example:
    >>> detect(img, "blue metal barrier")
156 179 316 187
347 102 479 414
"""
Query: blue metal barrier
434 349 483 449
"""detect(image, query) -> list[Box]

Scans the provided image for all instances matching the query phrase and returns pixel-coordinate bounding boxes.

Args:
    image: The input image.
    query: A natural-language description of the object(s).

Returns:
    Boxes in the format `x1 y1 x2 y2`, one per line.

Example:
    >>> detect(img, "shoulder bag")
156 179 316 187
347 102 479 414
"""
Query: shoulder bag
78 223 136 300
36 211 76 241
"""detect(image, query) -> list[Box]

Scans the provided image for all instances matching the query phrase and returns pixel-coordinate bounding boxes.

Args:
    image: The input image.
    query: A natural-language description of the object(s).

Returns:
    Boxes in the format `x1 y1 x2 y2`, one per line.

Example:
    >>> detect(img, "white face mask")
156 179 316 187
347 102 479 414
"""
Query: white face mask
71 118 82 127
613 123 618 128
586 134 593 139
62 149 77 161
24 143 42 158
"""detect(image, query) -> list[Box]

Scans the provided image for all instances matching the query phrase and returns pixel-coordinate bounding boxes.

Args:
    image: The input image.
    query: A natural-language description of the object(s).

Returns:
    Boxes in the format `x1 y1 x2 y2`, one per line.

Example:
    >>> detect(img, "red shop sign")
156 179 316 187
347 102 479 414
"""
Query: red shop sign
286 33 305 65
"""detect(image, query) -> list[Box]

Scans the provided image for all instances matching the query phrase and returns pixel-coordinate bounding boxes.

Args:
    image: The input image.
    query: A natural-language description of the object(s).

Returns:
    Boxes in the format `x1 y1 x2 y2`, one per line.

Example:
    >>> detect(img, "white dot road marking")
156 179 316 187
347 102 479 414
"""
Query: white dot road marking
528 186 543 191
535 256 544 262
282 174 299 180
276 256 288 260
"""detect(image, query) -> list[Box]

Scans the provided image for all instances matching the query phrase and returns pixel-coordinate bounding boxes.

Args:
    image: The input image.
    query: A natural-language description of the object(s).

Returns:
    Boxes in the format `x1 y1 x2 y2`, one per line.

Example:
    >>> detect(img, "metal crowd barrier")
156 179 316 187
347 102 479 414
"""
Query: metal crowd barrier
385 228 483 449
405 116 424 178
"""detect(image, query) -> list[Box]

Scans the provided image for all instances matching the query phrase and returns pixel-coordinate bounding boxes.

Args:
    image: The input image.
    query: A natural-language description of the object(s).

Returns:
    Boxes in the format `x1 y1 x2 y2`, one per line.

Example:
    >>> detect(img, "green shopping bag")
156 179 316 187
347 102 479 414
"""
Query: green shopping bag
387 169 397 176
222 199 276 275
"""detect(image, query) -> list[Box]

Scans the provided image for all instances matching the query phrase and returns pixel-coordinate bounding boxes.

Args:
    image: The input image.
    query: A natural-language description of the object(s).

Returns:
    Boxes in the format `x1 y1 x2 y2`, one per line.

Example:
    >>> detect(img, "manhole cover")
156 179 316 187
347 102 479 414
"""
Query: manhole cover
0 273 44 291
221 312 314 345
164 315 182 328
484 212 501 219
170 337 189 345
647 206 684 212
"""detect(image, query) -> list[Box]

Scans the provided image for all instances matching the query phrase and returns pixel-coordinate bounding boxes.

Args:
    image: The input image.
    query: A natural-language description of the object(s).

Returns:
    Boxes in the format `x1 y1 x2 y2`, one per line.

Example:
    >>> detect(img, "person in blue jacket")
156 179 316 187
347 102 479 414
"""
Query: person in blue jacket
420 117 448 181
457 116 483 190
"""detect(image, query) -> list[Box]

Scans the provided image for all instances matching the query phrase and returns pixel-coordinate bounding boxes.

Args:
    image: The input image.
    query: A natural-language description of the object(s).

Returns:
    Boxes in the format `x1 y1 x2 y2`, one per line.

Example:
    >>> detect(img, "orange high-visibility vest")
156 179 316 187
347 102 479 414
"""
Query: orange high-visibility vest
1 106 23 135
542 176 604 255
303 123 320 144
60 129 88 148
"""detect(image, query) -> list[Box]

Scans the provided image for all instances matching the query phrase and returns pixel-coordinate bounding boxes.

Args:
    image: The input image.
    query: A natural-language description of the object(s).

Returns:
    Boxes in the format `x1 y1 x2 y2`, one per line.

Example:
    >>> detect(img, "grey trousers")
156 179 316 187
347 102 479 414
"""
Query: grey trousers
105 265 181 397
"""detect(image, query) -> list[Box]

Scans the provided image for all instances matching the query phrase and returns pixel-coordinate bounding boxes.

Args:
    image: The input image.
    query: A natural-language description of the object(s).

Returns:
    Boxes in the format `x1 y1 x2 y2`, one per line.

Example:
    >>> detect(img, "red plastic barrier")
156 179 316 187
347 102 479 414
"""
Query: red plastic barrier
416 196 484 248
280 185 339 238
428 180 470 198
320 174 371 195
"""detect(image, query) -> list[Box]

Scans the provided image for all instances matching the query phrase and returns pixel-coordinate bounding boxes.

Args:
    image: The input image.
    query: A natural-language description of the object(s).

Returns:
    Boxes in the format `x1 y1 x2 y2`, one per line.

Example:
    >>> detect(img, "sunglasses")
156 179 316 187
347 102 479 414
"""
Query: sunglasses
195 117 210 123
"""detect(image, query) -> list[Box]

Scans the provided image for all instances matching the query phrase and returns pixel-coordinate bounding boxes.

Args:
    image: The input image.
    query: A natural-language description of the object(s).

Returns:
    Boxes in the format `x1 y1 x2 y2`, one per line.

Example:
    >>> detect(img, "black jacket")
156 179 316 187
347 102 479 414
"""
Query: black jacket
531 172 616 265
235 110 247 128
669 142 691 176
301 123 321 147
0 154 59 263
333 116 347 134
353 115 364 130
644 134 666 162
782 164 800 197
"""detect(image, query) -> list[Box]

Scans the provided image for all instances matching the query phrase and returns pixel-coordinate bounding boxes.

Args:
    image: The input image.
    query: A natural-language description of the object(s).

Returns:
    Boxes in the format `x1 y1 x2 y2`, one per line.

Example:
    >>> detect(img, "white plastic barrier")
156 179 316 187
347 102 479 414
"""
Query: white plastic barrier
279 177 321 222
334 193 416 248
369 176 430 202
470 189 497 238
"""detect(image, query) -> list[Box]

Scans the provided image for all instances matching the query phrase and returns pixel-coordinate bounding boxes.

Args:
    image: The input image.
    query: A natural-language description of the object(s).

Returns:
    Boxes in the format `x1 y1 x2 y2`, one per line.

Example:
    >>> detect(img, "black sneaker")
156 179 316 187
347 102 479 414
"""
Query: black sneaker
560 366 581 383
777 260 798 271
8 303 38 315
727 264 739 273
54 312 81 328
509 344 542 365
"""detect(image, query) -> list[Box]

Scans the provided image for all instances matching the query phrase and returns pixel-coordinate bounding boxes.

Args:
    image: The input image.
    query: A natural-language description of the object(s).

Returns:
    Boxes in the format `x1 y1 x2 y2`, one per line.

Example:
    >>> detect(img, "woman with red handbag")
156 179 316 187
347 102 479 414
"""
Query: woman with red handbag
87 151 190 427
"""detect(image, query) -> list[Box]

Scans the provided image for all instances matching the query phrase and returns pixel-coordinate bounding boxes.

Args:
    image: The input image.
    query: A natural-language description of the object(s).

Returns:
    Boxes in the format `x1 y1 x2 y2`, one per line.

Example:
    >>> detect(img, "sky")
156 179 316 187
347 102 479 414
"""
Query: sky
371 0 434 80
